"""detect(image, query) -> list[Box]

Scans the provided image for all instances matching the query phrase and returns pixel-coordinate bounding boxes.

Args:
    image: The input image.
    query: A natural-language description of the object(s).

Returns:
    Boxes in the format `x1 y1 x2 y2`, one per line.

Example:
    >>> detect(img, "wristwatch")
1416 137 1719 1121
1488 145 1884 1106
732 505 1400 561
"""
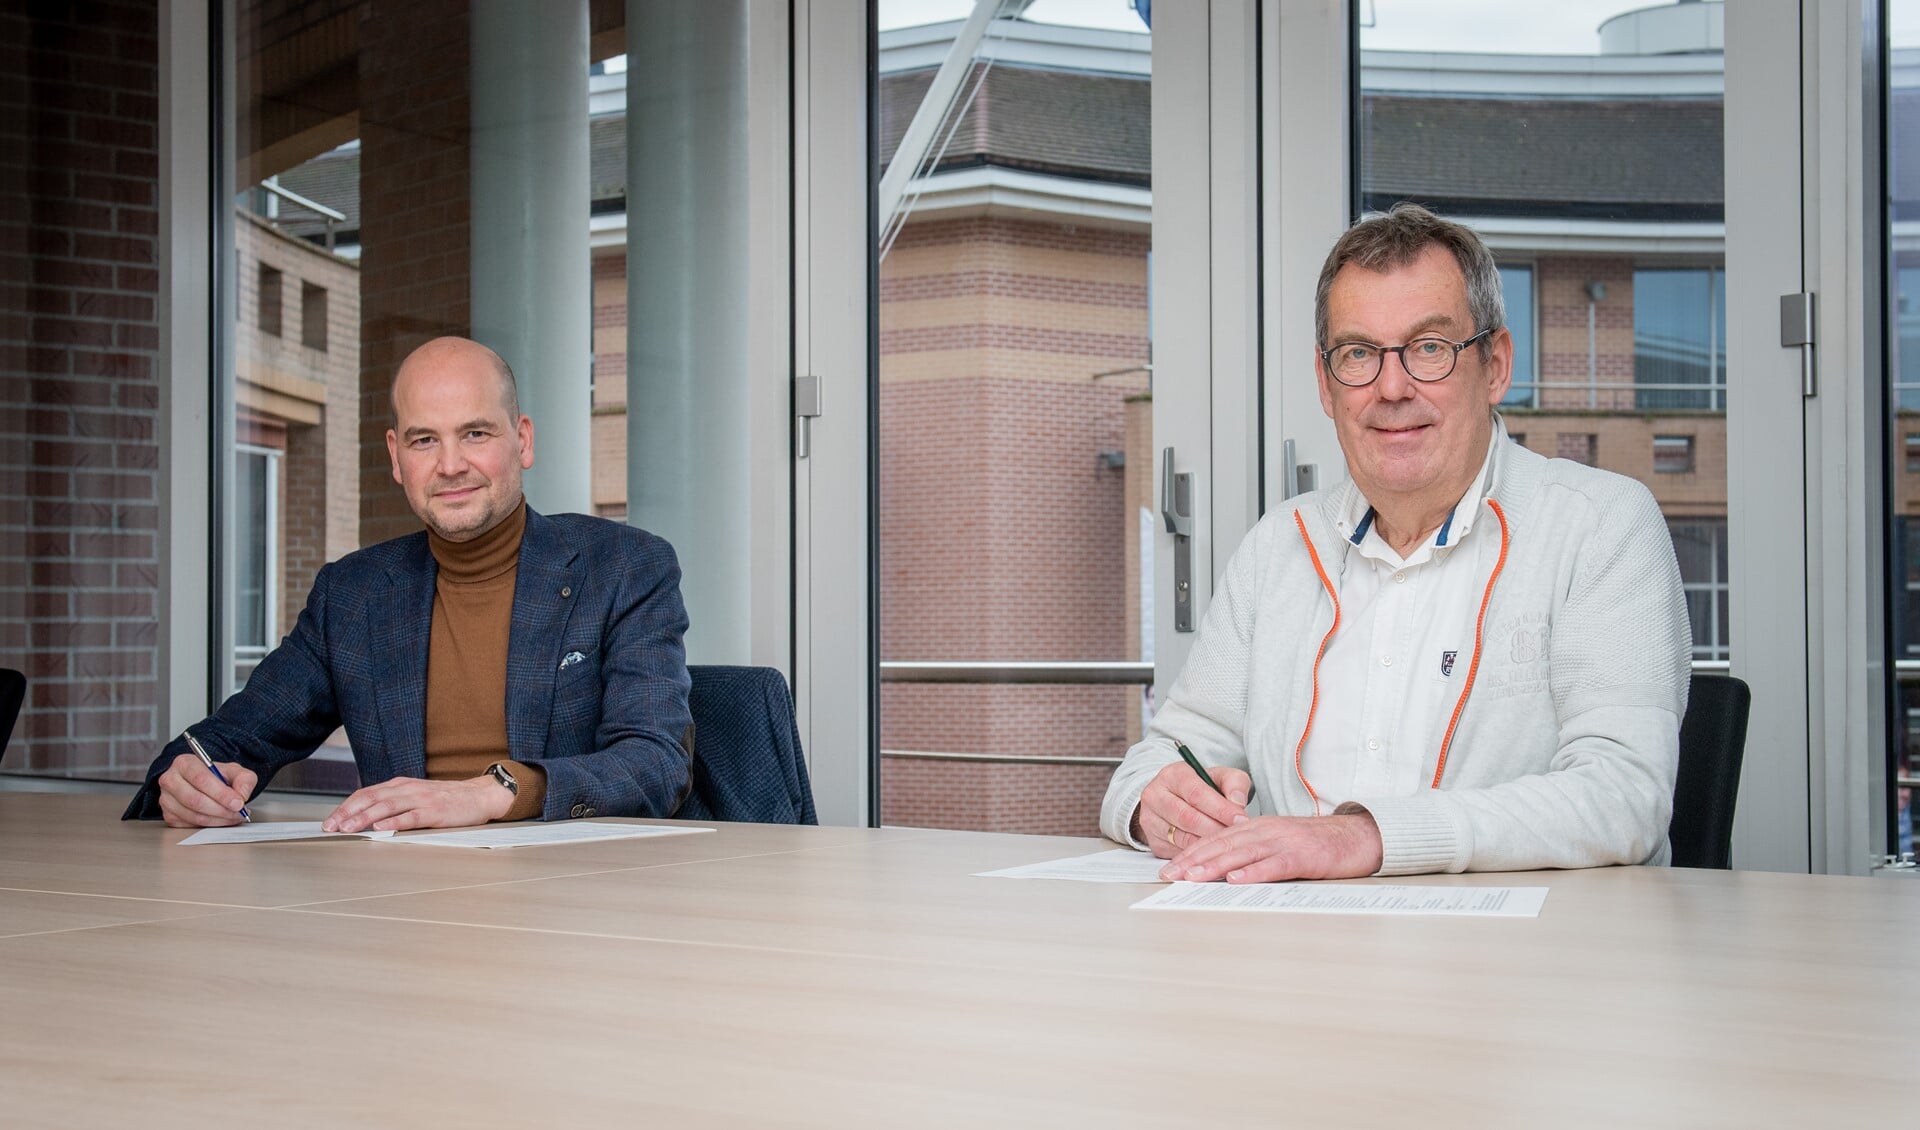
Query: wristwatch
485 762 518 796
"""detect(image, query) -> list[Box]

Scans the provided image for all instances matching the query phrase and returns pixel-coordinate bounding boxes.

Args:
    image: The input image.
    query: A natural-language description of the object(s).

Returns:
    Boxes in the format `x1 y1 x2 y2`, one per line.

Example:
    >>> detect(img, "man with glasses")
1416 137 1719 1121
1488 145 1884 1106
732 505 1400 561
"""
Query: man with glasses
1102 203 1691 879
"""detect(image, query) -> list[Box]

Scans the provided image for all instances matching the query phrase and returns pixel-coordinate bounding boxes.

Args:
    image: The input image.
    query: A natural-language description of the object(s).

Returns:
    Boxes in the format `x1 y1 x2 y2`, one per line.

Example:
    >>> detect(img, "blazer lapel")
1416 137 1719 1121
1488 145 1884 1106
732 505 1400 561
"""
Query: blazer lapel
371 535 436 780
505 509 582 761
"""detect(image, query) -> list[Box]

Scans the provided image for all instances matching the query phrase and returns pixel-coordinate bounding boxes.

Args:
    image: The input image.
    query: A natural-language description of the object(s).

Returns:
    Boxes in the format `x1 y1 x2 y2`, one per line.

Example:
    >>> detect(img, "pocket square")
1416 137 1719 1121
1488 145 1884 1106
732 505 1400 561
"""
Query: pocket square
559 650 588 670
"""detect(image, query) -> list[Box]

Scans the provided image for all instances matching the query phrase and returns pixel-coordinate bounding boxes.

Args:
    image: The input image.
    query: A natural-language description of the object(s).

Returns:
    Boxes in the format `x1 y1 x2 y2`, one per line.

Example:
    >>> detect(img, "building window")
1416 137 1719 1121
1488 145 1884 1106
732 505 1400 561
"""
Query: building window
1895 519 1920 660
1508 432 1526 449
301 282 329 352
1634 267 1726 411
1653 434 1695 474
1668 519 1729 662
1498 263 1535 409
1556 432 1597 466
1898 270 1920 411
258 264 282 336
1907 433 1920 473
233 446 280 693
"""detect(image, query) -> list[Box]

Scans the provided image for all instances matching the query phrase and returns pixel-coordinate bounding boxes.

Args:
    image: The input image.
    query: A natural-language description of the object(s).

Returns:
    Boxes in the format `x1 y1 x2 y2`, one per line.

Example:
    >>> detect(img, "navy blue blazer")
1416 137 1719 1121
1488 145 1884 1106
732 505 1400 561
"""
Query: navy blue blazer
124 508 694 822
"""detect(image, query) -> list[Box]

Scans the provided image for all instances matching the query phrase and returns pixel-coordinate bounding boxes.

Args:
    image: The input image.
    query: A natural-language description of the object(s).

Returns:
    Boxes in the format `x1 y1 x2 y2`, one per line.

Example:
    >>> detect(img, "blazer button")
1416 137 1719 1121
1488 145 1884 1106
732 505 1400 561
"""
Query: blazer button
583 807 596 818
571 803 588 818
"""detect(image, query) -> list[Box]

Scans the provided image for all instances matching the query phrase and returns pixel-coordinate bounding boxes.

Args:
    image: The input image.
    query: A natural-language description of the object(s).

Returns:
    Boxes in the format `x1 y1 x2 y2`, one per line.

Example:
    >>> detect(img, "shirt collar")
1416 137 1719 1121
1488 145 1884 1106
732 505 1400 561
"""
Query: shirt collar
1335 422 1502 568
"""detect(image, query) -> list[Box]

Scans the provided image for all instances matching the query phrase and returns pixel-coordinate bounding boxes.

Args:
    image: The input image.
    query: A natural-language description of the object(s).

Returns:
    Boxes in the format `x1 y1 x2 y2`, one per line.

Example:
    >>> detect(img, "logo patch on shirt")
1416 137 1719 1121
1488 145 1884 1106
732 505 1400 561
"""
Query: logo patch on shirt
1440 650 1458 677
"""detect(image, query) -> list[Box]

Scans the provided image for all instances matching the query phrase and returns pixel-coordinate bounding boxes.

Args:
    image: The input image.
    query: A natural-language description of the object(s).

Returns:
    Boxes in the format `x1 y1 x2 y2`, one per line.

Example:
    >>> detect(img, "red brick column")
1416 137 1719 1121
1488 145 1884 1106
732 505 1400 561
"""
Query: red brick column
0 0 162 774
356 0 472 546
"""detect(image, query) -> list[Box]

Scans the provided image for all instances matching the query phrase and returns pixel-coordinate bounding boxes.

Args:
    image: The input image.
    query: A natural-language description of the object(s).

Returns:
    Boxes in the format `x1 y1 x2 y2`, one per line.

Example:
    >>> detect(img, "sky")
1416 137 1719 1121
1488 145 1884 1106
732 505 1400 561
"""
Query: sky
882 1 1920 55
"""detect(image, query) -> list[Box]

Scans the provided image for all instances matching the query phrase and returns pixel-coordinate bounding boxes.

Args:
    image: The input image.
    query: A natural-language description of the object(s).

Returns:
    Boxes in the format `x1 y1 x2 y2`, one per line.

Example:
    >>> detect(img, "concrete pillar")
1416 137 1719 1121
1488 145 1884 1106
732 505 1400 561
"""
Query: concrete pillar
470 0 593 515
625 0 751 662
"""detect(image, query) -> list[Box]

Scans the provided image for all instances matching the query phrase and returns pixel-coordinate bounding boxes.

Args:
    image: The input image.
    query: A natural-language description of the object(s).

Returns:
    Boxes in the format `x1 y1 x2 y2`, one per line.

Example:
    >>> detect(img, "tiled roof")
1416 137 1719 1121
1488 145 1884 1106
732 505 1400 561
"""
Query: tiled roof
262 63 1775 242
878 64 1150 186
1360 93 1724 221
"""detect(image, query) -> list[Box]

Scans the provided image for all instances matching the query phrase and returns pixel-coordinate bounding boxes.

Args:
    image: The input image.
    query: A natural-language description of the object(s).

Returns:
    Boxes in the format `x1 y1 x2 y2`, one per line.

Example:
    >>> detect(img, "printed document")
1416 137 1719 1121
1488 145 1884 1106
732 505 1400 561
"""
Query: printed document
975 849 1172 883
178 822 395 846
388 822 715 849
1132 881 1548 917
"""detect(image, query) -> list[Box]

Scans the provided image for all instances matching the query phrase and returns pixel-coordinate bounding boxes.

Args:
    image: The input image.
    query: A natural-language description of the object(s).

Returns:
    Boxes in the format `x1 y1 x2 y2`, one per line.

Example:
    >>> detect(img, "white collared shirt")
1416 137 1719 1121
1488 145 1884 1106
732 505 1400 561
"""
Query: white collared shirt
1297 432 1500 812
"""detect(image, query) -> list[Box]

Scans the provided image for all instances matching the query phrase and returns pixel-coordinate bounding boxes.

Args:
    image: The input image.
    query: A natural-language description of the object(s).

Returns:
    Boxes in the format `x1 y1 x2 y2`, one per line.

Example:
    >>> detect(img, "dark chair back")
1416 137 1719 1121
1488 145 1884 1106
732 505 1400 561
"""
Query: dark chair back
674 665 817 825
0 668 23 762
1669 672 1751 869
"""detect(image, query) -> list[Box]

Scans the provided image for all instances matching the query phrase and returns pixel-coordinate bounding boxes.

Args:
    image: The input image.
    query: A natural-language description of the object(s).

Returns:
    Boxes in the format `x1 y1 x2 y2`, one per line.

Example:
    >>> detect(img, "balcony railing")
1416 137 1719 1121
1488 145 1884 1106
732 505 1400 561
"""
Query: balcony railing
1503 378 1728 411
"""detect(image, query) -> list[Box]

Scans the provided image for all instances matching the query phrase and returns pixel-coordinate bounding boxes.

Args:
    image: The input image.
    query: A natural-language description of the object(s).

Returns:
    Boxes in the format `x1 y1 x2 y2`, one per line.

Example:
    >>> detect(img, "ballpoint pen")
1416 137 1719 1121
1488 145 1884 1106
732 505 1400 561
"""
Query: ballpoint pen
183 731 250 822
1175 741 1254 803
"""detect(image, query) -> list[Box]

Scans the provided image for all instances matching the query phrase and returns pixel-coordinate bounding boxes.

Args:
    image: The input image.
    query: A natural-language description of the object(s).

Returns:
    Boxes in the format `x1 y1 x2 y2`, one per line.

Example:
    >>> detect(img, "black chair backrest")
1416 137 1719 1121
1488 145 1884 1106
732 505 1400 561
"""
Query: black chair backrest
675 665 817 825
1669 672 1751 869
0 668 23 762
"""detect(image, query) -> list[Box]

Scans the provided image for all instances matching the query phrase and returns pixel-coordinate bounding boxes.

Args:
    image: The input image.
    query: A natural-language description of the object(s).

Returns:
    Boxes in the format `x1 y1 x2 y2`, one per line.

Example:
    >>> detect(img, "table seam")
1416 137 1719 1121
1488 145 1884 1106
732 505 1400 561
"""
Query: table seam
266 836 970 911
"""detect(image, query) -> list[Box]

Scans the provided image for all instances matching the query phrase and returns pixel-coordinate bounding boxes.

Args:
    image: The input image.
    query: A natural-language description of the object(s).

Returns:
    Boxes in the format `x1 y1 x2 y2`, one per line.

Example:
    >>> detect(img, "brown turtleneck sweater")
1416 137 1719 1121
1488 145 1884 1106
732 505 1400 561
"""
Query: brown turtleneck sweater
425 499 546 821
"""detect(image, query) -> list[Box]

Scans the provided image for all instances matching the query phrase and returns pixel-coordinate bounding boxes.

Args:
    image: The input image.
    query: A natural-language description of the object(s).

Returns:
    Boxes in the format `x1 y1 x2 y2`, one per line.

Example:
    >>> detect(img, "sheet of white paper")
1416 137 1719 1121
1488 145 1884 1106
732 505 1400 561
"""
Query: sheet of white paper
1132 881 1547 917
387 822 715 850
177 822 395 846
975 849 1171 883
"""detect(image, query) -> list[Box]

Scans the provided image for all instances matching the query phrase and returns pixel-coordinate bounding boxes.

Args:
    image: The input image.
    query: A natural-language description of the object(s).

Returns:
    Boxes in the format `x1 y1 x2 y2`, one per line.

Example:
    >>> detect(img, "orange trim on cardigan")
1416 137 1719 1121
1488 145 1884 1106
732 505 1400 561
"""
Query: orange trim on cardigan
1291 509 1341 817
1288 498 1511 809
1431 497 1509 788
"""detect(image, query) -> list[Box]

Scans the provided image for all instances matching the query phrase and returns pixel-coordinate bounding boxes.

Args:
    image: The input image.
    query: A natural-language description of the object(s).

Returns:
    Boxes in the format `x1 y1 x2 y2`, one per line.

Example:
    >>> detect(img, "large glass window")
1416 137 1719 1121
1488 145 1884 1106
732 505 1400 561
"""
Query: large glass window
1887 2 1920 857
1 4 165 780
874 3 1153 835
1358 2 1729 672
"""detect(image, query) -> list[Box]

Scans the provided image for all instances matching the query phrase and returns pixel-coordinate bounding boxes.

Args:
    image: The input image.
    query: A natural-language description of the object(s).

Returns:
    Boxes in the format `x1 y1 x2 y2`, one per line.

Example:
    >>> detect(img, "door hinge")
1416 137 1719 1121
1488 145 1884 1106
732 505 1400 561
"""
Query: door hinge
795 374 822 458
1780 292 1815 399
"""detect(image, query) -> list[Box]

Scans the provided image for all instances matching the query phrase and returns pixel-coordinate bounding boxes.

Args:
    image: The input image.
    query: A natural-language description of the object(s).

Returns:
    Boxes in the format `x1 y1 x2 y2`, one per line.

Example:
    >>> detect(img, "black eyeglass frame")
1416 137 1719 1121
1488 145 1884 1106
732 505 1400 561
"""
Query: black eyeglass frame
1319 327 1496 387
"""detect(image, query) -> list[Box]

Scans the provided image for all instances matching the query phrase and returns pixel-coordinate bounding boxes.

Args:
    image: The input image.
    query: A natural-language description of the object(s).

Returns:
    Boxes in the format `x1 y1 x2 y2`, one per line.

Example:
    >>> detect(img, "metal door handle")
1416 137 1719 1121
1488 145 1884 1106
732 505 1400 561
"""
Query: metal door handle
1282 438 1317 499
1160 446 1194 632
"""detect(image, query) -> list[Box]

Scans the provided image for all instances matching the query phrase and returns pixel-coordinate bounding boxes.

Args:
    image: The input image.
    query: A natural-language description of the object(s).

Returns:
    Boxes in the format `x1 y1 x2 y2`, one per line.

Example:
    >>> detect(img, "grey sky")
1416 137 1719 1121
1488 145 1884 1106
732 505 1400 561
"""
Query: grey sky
880 1 1920 53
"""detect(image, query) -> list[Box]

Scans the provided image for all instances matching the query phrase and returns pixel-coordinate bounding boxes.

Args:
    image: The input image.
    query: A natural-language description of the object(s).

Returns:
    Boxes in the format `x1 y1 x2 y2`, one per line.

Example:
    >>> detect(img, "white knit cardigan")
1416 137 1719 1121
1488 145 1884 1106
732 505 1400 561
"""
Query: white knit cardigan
1101 430 1692 875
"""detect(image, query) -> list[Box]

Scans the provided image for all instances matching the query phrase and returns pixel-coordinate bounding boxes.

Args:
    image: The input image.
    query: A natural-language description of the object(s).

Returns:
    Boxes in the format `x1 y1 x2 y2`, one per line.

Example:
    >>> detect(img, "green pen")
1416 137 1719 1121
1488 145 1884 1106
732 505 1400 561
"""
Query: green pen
1175 741 1255 803
1175 741 1226 796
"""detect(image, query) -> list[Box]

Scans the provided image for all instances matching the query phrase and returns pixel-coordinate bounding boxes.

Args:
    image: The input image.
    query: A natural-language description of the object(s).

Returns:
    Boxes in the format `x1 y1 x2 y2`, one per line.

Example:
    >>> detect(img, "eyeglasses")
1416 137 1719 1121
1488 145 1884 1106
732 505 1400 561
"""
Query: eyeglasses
1320 328 1494 388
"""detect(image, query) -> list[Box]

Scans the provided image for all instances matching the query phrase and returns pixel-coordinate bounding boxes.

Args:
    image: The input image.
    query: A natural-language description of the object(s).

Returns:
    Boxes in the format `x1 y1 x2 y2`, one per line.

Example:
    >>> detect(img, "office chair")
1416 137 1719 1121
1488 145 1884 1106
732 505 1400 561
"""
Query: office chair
0 668 23 763
1668 672 1751 869
674 665 818 824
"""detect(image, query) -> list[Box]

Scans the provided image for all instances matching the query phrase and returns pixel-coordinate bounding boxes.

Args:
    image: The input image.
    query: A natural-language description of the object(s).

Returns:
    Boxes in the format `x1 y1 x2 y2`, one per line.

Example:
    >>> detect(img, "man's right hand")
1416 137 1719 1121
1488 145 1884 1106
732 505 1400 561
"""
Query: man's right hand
155 753 258 828
1133 759 1252 859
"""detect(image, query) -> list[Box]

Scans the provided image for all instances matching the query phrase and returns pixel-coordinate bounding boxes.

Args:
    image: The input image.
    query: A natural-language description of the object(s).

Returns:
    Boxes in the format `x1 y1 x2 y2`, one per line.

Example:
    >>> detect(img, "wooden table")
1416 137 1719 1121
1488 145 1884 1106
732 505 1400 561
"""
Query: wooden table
1 792 1913 1128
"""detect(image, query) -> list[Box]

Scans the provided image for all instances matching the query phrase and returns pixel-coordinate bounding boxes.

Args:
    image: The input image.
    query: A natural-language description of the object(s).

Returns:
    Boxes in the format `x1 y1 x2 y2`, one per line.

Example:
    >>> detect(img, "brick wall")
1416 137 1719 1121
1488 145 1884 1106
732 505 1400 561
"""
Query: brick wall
0 0 161 775
590 252 627 515
234 211 360 630
1536 256 1636 411
356 0 471 547
878 216 1150 832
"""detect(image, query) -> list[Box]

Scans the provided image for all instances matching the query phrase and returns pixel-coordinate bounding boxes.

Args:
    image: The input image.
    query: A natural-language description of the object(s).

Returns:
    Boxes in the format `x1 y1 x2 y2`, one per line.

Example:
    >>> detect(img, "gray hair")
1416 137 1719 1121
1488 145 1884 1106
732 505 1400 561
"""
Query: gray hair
1313 202 1504 360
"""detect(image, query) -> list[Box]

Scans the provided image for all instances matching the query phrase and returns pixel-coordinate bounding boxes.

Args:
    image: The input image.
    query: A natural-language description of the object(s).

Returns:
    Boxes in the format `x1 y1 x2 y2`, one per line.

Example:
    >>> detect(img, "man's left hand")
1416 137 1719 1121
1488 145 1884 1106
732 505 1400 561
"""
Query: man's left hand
323 776 514 833
1158 811 1384 883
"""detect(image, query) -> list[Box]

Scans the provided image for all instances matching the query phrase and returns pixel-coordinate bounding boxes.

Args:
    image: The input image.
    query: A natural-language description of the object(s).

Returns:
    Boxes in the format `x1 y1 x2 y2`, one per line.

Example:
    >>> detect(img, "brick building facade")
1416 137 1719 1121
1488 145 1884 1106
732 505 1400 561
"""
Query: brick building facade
1 0 163 776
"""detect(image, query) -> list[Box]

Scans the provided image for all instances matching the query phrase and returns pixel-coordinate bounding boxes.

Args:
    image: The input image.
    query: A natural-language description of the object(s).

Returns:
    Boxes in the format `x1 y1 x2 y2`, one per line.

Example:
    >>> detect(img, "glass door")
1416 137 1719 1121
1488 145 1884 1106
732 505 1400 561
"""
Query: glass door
871 2 1157 834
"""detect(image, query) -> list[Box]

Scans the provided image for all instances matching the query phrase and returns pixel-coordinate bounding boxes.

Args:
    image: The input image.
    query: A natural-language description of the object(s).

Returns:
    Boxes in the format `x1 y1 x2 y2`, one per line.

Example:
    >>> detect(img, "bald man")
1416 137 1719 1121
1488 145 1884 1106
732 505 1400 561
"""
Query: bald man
126 336 694 829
